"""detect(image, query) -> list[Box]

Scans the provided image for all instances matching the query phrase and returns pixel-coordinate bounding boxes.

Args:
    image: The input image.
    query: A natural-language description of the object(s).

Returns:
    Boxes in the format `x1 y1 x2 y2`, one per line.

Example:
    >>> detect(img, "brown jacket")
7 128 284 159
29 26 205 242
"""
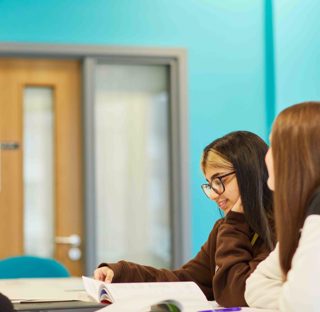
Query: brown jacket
99 211 272 307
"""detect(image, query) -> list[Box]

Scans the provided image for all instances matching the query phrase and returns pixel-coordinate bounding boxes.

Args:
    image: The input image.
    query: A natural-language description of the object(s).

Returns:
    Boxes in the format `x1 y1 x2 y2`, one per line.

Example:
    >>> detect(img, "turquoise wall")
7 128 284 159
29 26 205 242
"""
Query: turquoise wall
273 0 320 113
0 0 271 256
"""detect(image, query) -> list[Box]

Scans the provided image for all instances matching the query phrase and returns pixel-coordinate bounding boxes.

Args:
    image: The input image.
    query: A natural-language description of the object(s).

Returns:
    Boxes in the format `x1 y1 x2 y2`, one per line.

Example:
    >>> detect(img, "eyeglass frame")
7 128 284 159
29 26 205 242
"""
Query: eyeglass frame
201 171 236 197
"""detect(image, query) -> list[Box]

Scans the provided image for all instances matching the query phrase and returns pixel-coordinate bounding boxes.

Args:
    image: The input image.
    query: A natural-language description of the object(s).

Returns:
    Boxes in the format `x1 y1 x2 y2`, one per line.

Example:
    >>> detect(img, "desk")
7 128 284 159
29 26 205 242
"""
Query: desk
0 277 103 312
0 278 277 312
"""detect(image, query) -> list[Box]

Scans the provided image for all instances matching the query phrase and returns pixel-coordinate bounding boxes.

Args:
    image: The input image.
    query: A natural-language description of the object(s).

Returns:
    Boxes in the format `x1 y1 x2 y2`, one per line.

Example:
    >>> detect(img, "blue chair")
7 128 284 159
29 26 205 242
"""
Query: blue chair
0 255 70 278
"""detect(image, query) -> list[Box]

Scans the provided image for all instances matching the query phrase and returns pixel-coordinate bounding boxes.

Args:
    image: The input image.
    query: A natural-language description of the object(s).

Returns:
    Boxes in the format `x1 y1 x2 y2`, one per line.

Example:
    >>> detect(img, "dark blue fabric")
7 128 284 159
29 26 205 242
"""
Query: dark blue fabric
0 293 14 311
307 186 320 216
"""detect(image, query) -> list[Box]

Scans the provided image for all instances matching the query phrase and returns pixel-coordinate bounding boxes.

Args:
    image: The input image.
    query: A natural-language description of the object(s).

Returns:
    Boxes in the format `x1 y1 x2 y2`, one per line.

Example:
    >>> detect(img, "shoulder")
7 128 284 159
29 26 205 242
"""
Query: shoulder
300 214 320 241
207 217 224 238
211 211 246 228
209 212 248 240
224 211 246 224
279 214 320 310
245 244 283 310
205 217 225 239
214 217 225 228
248 243 282 280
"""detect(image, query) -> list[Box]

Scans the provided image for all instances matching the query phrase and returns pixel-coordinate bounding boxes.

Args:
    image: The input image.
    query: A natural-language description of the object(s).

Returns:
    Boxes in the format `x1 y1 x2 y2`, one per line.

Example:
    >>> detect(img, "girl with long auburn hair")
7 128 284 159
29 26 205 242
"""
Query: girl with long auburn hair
245 102 320 311
94 131 275 307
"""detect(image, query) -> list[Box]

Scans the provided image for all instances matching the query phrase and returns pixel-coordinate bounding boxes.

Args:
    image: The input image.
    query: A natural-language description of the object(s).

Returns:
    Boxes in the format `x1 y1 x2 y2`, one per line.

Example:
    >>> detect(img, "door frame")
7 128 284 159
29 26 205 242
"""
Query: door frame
0 43 189 274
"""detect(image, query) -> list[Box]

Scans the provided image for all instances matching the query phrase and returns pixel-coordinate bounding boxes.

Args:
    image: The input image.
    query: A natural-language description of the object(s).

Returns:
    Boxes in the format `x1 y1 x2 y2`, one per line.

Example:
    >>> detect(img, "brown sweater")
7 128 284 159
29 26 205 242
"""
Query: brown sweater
99 211 272 307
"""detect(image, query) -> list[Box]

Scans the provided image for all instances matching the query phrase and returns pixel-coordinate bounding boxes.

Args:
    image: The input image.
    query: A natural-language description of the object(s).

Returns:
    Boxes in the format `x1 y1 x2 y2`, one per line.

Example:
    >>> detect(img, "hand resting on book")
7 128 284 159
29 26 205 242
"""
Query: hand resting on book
94 266 114 283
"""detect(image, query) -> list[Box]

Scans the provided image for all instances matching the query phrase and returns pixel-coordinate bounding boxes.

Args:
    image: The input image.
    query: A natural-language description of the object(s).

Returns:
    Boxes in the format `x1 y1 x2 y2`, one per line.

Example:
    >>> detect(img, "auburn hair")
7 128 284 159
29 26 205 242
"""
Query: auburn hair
271 102 320 278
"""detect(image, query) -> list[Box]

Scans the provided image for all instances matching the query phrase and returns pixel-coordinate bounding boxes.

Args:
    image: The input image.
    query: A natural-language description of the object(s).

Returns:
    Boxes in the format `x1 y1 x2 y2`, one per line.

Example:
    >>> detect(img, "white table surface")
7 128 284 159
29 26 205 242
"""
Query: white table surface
0 278 277 312
0 277 91 303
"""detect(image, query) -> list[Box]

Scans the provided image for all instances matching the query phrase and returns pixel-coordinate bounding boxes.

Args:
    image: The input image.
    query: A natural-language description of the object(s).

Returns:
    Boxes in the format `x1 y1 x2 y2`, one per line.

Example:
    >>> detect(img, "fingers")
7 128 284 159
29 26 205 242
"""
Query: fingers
93 267 105 281
104 268 114 283
93 267 114 283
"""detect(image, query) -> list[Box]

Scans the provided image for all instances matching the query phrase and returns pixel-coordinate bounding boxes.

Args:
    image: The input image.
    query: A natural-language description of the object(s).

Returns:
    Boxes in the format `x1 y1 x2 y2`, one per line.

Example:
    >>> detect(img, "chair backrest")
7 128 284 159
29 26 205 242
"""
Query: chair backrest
0 255 70 279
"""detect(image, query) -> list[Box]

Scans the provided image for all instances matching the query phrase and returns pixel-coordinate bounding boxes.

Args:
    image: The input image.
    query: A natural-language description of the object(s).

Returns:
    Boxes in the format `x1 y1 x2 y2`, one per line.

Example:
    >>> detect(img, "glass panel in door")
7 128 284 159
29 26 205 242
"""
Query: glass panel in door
95 64 171 268
23 87 55 257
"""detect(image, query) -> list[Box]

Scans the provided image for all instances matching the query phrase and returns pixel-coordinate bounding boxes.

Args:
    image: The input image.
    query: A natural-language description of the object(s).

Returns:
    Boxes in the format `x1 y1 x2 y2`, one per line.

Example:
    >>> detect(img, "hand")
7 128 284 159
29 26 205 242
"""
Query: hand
94 266 114 283
231 197 244 213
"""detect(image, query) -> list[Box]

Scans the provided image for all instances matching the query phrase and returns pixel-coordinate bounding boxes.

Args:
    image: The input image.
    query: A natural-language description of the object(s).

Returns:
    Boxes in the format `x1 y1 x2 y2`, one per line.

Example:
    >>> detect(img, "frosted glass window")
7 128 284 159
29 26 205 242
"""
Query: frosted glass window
23 87 55 257
95 64 171 268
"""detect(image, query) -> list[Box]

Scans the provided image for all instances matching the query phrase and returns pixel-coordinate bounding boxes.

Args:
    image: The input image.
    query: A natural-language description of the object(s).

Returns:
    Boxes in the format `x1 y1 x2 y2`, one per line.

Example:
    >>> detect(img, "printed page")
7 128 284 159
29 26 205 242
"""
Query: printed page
82 276 109 303
83 277 212 311
105 280 207 301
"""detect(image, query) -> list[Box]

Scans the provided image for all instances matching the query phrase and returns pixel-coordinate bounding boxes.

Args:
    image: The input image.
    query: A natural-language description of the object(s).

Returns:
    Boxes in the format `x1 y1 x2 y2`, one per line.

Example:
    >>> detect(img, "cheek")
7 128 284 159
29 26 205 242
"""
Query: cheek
265 150 275 191
226 181 241 203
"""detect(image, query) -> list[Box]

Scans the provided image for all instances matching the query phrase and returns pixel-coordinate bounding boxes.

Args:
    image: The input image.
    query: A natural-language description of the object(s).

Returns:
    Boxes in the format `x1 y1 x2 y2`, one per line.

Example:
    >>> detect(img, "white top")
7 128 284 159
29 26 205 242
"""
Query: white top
245 215 320 311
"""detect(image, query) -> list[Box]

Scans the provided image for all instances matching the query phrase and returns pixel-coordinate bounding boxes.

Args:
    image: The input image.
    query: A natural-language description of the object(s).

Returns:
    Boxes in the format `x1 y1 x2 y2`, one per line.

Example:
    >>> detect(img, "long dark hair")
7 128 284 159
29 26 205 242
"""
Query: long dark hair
272 102 320 277
202 131 274 250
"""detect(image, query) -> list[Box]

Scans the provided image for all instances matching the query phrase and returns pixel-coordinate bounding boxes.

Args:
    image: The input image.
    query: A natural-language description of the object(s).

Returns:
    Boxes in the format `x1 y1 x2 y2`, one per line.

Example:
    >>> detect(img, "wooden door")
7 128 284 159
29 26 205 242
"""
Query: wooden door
0 58 83 276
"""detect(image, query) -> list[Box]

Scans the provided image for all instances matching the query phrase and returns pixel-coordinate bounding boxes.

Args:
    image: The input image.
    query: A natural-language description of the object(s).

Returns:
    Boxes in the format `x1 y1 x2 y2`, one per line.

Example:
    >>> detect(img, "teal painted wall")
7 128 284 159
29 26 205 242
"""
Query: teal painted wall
273 0 320 114
0 0 269 257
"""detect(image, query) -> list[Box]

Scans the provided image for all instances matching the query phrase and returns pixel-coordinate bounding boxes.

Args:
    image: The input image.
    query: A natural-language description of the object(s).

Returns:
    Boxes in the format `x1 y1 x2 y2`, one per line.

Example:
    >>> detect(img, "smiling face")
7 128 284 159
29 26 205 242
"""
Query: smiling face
204 167 240 214
202 151 241 215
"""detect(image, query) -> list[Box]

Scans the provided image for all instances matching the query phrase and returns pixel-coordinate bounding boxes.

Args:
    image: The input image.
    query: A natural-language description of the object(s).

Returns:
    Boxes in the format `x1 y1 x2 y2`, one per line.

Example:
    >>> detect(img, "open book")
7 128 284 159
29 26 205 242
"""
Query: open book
82 276 212 312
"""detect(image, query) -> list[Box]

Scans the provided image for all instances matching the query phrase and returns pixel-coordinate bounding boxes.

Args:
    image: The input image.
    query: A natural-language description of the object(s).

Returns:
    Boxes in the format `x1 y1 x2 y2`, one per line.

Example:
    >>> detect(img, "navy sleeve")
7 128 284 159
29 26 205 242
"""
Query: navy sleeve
0 293 14 311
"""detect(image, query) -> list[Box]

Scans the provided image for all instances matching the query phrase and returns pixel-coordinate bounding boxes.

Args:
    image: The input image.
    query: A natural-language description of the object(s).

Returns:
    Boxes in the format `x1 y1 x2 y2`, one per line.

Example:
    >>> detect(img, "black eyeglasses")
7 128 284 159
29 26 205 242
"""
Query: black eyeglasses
201 171 236 197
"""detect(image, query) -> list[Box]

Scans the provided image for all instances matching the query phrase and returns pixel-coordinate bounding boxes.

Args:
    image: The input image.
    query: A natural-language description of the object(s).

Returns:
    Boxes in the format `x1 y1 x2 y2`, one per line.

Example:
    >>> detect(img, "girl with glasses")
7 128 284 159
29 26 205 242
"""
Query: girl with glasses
245 102 320 311
94 131 275 307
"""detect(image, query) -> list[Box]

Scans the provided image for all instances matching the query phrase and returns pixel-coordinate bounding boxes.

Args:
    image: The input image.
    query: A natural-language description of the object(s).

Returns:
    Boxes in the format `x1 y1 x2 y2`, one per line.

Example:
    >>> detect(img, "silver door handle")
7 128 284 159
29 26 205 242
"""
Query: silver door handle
55 234 82 261
55 234 81 247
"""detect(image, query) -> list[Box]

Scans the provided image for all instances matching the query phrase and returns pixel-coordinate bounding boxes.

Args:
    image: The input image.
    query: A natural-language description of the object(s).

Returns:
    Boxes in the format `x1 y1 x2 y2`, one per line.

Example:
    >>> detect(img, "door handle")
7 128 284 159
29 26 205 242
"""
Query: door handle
55 234 82 261
55 234 81 247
